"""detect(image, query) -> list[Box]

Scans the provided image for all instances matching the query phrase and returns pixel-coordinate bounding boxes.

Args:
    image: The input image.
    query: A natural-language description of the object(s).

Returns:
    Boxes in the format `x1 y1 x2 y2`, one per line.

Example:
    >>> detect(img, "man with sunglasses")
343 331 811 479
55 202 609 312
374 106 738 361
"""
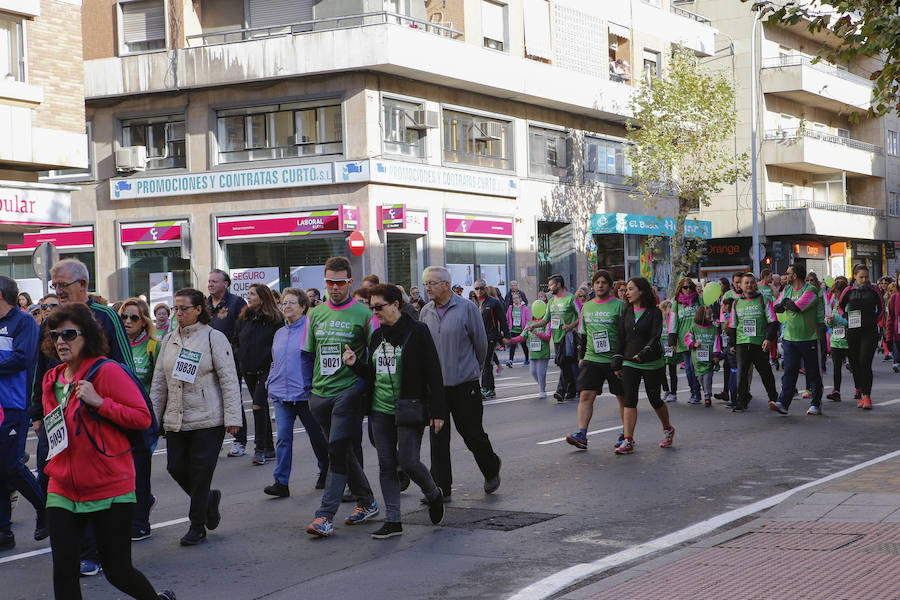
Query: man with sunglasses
0 275 44 551
303 256 379 538
473 279 509 399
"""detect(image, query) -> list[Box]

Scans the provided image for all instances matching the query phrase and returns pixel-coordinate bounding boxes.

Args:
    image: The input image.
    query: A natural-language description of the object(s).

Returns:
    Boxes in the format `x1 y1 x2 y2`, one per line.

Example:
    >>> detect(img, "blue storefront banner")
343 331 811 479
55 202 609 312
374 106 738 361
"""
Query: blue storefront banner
590 213 712 239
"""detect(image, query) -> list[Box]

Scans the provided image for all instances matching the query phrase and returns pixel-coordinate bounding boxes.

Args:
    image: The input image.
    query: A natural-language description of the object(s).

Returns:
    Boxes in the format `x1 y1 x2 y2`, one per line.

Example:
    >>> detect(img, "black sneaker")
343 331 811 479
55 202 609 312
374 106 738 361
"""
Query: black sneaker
206 489 222 530
179 526 207 546
131 526 152 542
34 511 49 541
158 591 176 600
553 392 564 401
713 391 728 401
420 489 451 505
371 522 403 539
315 472 327 490
264 482 290 497
398 469 411 492
264 448 276 461
0 530 14 551
427 494 445 525
484 458 501 494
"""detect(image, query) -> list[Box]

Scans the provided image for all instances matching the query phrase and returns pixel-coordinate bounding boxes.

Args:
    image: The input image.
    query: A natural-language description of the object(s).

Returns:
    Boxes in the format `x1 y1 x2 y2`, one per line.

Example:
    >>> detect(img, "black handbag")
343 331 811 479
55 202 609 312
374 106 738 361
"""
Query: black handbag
382 332 428 427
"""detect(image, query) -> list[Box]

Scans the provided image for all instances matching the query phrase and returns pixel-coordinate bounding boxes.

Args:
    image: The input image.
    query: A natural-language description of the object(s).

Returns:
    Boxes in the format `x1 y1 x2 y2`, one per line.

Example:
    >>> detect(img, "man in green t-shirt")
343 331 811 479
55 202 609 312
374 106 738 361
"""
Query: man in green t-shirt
303 257 379 538
535 274 579 401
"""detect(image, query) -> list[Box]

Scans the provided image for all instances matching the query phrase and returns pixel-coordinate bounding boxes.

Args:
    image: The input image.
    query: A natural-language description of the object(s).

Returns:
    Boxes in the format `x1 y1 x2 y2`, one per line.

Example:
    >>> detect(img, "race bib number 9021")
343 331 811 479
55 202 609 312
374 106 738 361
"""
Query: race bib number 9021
319 344 342 376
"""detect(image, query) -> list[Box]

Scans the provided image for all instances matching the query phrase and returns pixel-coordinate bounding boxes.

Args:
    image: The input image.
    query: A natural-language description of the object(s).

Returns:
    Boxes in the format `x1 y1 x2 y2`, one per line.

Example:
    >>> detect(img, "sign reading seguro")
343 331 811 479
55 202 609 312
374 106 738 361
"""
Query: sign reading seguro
229 267 280 300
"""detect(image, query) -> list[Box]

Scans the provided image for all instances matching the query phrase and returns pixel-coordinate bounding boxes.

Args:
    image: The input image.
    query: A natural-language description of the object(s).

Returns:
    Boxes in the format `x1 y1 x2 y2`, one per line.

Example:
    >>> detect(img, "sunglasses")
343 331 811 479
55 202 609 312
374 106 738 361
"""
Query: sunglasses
41 304 58 311
121 314 142 322
370 303 389 312
325 278 351 288
50 329 83 342
474 286 486 291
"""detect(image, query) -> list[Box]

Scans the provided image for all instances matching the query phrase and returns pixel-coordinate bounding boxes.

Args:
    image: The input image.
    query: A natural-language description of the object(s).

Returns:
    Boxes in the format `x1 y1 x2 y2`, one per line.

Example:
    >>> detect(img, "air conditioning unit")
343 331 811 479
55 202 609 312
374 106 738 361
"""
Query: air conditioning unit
408 110 439 130
474 121 503 141
115 146 147 172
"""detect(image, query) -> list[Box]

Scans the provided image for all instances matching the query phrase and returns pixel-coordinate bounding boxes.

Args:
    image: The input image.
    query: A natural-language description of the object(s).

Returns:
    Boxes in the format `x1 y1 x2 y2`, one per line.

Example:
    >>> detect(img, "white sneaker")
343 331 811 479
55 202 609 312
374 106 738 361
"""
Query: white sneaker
227 442 246 457
538 391 547 399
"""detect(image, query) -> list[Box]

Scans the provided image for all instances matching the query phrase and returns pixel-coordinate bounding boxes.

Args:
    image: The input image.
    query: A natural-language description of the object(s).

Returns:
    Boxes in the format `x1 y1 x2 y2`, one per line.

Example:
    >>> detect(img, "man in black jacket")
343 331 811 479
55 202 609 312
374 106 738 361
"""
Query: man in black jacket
503 280 527 308
474 279 509 399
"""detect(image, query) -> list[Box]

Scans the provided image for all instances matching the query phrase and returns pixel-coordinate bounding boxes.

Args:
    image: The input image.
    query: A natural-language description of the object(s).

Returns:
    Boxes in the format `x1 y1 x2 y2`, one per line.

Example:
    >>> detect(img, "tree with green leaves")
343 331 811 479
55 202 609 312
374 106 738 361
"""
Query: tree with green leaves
748 0 898 119
626 46 749 299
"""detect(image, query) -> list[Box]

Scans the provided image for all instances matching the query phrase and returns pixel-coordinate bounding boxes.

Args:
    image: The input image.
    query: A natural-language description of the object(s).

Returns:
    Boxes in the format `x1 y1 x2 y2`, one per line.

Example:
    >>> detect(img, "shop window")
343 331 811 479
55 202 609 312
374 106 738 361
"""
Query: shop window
445 239 508 292
216 100 343 164
888 130 899 157
40 123 94 181
225 237 346 290
481 0 507 52
118 0 166 55
442 109 514 171
529 126 569 179
890 192 900 217
0 252 96 291
608 26 631 84
0 15 24 82
122 115 186 170
128 247 191 300
386 235 422 292
584 136 632 185
383 98 426 158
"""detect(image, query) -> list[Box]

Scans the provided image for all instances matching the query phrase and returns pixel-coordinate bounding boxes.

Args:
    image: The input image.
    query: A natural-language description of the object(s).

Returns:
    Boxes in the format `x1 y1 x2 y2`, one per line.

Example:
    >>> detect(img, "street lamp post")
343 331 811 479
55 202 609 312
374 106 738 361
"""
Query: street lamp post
749 5 764 276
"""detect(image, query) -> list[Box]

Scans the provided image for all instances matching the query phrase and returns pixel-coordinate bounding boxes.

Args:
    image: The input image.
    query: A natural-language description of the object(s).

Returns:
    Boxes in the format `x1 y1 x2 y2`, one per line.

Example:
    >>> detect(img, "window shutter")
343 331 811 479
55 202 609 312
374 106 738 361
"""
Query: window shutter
524 0 551 60
481 0 505 42
248 0 313 28
122 0 165 44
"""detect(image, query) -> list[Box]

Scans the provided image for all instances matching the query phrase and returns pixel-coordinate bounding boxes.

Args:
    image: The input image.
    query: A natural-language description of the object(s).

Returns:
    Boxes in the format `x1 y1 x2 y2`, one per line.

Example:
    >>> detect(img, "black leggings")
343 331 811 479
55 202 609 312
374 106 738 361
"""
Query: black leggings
660 363 677 393
621 366 664 409
831 347 847 392
245 370 274 452
847 328 878 395
735 344 778 406
508 340 530 363
48 504 159 600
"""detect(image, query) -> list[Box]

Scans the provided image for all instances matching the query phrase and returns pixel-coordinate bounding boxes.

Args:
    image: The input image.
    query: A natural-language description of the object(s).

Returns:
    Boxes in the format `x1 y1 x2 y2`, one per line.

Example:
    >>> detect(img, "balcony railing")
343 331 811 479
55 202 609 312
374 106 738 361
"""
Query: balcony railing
186 11 463 47
761 55 874 88
766 198 881 217
765 128 883 155
671 5 712 25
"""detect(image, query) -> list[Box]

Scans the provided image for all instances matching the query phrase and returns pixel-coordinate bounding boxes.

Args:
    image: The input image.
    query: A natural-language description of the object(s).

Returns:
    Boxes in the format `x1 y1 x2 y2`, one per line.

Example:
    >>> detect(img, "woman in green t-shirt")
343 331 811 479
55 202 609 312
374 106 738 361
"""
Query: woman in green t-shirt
119 298 158 393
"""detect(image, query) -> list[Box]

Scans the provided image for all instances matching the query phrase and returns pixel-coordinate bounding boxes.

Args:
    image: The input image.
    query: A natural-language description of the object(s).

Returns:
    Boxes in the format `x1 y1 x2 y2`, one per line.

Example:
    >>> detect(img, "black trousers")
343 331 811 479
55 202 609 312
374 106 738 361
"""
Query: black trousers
131 447 153 530
735 344 778 407
245 370 274 452
429 380 501 495
481 340 498 391
660 363 677 394
832 347 847 392
508 340 529 363
48 504 158 600
847 328 878 395
165 426 225 528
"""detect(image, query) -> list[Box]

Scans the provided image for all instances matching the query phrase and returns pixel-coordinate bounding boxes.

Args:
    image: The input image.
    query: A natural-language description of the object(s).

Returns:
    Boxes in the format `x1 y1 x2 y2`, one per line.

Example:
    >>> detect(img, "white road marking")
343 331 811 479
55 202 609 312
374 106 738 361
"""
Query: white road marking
537 426 621 445
507 447 900 600
874 397 900 407
152 426 309 457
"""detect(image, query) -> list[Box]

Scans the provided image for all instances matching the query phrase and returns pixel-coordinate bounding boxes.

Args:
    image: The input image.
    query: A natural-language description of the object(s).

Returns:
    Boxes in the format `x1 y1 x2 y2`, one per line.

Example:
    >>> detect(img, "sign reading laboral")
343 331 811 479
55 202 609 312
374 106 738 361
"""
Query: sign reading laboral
445 214 513 238
217 207 359 240
371 159 519 198
121 221 185 245
0 181 73 227
109 163 336 200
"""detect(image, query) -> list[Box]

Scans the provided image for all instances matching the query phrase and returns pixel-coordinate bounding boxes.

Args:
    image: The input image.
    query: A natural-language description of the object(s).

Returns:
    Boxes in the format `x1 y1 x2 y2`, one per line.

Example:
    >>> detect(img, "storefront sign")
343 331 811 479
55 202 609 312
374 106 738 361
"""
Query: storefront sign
217 210 355 240
229 267 280 300
371 159 519 198
121 222 183 245
6 226 94 252
590 213 712 239
335 160 370 183
445 214 513 238
340 205 359 231
110 163 335 200
851 241 881 258
0 181 73 227
707 238 750 259
793 241 824 259
378 205 406 230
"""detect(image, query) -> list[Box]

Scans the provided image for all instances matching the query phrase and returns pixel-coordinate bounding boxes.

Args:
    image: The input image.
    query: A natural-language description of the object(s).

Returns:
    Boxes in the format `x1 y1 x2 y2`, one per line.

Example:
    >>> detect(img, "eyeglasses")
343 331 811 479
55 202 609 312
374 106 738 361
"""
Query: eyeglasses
172 305 198 313
41 304 58 311
682 285 693 290
282 299 300 307
50 280 82 291
324 278 351 288
121 314 142 322
50 329 83 342
370 303 389 312
474 286 486 291
423 281 445 287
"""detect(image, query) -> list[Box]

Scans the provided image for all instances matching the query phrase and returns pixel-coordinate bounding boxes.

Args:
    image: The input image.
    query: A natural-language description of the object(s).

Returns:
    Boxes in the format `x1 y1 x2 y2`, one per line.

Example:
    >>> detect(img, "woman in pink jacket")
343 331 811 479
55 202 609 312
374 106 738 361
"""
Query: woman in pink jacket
885 282 900 373
505 291 532 367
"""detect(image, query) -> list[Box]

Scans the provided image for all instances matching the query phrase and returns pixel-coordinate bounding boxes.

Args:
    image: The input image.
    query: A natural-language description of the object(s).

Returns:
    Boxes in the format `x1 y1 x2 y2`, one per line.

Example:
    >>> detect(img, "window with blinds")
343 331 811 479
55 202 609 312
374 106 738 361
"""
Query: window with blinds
119 0 166 54
481 0 506 51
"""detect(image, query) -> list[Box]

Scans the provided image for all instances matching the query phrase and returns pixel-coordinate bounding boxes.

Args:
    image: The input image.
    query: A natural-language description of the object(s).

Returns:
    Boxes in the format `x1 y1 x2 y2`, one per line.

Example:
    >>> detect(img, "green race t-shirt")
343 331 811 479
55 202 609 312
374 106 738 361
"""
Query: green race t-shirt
510 306 524 334
780 283 820 342
579 297 624 364
670 300 699 353
130 334 156 392
732 296 774 346
522 322 550 359
303 299 377 398
371 341 402 415
548 292 579 343
688 323 718 375
826 296 849 350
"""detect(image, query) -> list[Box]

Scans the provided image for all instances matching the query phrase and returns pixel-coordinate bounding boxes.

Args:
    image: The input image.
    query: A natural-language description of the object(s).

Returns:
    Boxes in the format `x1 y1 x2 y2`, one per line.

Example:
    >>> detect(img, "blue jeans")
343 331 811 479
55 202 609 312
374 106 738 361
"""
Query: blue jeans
309 389 375 519
0 409 45 532
529 359 549 392
272 399 329 486
682 351 701 398
777 339 822 408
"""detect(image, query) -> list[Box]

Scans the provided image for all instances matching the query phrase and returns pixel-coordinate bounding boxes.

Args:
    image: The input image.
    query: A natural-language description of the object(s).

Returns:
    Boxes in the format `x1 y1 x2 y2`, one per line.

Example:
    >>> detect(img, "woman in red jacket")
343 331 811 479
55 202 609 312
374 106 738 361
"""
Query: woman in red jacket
41 303 175 600
886 282 900 373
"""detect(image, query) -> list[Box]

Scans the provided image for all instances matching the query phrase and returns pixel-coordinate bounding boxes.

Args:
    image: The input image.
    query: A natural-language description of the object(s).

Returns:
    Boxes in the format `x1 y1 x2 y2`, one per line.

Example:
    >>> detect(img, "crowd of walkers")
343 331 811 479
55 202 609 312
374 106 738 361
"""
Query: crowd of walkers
0 254 893 599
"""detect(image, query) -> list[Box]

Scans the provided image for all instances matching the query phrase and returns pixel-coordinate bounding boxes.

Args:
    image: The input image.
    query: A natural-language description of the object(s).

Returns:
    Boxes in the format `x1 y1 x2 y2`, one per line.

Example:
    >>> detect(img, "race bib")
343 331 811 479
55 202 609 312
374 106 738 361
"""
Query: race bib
832 326 845 340
45 404 69 460
529 336 542 352
375 344 398 375
696 349 710 362
742 319 757 337
319 344 341 376
592 331 610 353
665 347 674 357
512 313 522 328
550 316 561 330
848 310 861 329
172 348 202 384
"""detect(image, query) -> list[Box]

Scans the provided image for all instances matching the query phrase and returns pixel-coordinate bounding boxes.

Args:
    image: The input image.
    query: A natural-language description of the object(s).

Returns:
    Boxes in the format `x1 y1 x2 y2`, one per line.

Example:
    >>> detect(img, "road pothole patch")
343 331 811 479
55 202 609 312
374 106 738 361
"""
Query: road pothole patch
405 507 562 531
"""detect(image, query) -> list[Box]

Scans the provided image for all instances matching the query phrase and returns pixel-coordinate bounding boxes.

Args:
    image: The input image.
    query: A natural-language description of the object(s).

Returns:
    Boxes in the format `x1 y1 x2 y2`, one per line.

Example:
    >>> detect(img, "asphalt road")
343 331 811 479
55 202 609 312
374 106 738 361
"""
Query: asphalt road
4 354 900 599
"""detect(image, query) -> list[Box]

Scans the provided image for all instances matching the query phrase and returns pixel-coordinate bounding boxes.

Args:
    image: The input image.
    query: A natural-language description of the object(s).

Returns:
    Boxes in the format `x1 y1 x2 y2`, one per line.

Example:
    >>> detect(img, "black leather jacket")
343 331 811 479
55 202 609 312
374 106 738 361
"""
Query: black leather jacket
612 305 663 370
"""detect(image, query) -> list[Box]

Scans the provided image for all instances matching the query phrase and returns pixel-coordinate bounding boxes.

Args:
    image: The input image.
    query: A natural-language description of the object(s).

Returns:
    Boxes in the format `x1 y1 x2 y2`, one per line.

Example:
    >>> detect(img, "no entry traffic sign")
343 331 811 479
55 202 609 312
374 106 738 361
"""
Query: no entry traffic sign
348 231 366 256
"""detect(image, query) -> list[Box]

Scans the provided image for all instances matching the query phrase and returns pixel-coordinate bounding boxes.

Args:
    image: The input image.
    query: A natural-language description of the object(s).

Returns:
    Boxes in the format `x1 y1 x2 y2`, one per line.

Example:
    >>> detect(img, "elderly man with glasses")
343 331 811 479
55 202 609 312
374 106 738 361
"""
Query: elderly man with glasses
419 266 502 500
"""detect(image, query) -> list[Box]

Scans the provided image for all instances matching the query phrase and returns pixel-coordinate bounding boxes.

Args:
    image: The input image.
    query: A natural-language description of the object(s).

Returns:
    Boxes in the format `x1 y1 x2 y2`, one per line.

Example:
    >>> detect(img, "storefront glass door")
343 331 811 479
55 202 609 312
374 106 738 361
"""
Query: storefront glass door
225 237 345 291
128 247 191 300
385 235 422 292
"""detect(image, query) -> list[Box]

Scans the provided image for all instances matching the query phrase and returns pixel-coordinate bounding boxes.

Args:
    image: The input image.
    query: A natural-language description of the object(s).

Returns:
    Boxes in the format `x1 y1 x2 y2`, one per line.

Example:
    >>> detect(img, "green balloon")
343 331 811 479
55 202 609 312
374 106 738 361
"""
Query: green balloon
825 275 835 287
701 281 722 306
531 299 547 320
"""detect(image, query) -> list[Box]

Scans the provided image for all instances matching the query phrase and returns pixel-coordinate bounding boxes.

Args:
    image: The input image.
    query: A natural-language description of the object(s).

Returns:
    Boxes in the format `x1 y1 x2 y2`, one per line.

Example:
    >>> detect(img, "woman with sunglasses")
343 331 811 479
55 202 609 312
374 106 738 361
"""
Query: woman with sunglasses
40 303 175 600
342 283 446 538
118 299 159 393
150 289 242 546
234 284 283 466
667 277 702 404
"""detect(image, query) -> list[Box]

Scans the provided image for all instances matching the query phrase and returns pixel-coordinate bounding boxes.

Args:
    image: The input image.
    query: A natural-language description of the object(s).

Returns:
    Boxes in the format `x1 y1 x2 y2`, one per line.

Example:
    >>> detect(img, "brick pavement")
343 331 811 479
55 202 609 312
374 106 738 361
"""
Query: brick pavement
558 457 900 600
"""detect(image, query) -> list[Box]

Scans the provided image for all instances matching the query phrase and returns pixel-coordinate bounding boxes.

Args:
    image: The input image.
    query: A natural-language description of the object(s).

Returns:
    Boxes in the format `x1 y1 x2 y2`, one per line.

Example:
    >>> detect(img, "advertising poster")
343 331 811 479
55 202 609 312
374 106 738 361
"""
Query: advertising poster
230 267 280 300
149 272 174 308
290 265 326 293
447 263 475 298
480 264 507 297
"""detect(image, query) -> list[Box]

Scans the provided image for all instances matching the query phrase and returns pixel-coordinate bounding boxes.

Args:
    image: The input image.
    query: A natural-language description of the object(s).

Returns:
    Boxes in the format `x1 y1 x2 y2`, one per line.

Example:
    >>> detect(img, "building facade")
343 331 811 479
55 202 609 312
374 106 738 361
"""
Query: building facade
21 0 715 302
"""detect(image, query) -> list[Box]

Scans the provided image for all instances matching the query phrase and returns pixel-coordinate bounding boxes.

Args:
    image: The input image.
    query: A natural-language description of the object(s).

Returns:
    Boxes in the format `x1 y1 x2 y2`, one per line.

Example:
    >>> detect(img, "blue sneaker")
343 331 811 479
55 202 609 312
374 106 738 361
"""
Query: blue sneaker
345 501 379 525
565 431 588 450
306 516 334 537
687 396 701 405
523 360 530 366
769 401 788 415
483 389 497 399
806 405 822 416
80 559 101 577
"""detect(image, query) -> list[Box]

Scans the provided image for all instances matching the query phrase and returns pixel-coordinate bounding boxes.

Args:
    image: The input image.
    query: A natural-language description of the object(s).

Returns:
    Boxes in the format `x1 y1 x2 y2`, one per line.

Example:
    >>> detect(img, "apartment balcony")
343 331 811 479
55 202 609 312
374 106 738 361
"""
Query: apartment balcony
83 11 634 122
628 1 715 57
760 56 874 113
764 198 884 239
763 128 884 178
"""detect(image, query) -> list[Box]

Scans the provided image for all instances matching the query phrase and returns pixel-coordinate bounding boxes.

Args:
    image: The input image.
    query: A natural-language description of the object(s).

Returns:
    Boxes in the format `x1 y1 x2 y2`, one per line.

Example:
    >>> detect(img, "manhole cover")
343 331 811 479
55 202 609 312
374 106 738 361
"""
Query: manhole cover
404 507 561 531
862 542 900 556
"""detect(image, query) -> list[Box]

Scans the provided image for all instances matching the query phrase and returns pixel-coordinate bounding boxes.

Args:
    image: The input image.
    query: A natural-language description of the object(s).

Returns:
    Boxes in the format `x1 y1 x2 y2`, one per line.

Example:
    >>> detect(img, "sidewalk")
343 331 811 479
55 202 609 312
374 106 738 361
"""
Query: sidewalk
558 456 900 599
